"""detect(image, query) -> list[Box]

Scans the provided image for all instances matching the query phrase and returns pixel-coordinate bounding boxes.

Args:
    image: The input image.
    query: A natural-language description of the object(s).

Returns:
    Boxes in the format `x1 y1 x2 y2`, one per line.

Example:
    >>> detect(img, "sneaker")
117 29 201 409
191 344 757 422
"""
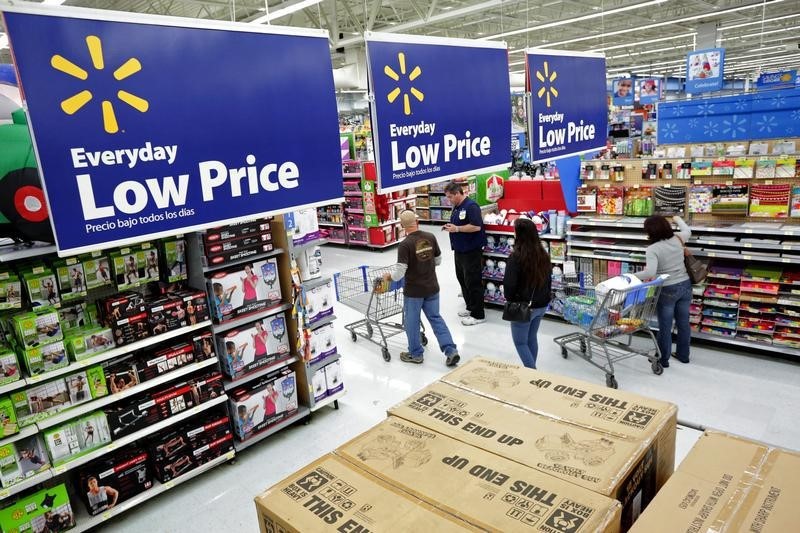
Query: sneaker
400 352 424 364
445 352 460 367
457 310 471 317
461 317 486 326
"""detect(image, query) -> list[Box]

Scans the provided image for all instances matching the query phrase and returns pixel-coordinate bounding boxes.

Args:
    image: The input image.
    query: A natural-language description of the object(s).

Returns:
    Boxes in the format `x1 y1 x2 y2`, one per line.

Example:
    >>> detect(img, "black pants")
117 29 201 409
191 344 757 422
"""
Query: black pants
454 248 485 319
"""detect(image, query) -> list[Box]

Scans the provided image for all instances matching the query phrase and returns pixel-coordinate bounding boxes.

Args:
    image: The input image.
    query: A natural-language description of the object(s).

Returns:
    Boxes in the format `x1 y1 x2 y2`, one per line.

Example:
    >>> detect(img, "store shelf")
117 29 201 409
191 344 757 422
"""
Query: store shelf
376 219 400 227
387 195 416 204
213 303 292 334
291 238 329 251
428 191 446 195
202 247 284 273
71 451 234 533
318 222 344 227
568 217 646 228
36 358 220 431
691 331 800 359
0 424 39 448
568 251 646 263
541 234 566 240
428 205 453 209
689 250 794 264
367 241 398 249
223 355 298 391
51 395 228 476
482 274 504 282
569 241 648 253
348 227 367 232
347 208 365 214
311 389 346 412
233 407 310 452
483 251 510 258
304 314 337 331
691 224 800 237
344 192 362 197
25 321 213 385
0 378 26 396
567 230 647 241
0 468 53 499
0 240 57 262
301 275 332 291
325 239 348 245
416 206 429 210
342 173 361 179
484 298 505 306
308 352 340 375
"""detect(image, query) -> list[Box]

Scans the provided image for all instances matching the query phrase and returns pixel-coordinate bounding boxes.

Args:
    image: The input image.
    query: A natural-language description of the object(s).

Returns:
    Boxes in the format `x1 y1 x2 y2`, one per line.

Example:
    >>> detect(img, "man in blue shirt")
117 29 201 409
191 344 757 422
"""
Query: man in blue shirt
443 182 487 326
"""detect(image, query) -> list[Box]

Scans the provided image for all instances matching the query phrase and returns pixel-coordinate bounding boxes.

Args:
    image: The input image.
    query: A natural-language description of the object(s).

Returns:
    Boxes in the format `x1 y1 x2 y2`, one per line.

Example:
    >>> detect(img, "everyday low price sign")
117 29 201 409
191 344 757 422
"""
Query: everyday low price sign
366 33 510 193
527 49 607 163
2 5 343 255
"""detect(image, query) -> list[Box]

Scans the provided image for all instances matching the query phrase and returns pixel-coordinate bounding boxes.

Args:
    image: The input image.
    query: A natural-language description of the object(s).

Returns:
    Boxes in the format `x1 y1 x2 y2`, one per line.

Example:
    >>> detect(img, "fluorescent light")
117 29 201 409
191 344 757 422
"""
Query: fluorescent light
482 0 665 40
251 0 324 24
591 33 696 53
41 0 67 4
608 43 692 60
719 13 800 31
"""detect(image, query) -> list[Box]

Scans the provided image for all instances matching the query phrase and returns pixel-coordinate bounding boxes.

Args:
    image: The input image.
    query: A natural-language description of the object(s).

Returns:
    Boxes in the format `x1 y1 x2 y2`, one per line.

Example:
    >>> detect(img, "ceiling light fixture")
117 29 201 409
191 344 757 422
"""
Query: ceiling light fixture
590 32 696 53
719 12 800 31
250 0 324 24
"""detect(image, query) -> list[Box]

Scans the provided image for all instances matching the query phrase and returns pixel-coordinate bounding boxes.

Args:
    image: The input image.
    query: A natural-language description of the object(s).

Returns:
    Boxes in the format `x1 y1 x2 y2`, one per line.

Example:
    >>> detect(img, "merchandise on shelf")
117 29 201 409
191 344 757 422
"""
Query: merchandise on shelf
147 295 189 335
576 186 597 212
58 301 94 331
111 248 147 291
653 186 687 216
53 257 87 302
734 158 755 179
624 186 654 216
13 309 62 350
192 331 216 362
689 185 714 213
0 483 75 533
77 446 153 516
324 359 343 396
137 342 196 382
296 245 322 282
209 258 282 323
302 279 333 325
0 345 20 387
11 378 70 426
711 184 749 215
100 291 147 326
755 158 776 179
285 208 320 246
21 340 68 376
64 326 114 361
104 353 142 395
174 288 211 326
110 310 151 347
66 365 108 406
597 186 624 215
44 410 112 466
162 236 188 282
304 321 337 365
749 184 790 218
229 366 298 441
0 271 22 311
202 240 276 269
0 432 50 487
311 369 327 402
81 251 113 290
22 267 60 307
218 316 290 380
202 219 271 247
0 395 17 438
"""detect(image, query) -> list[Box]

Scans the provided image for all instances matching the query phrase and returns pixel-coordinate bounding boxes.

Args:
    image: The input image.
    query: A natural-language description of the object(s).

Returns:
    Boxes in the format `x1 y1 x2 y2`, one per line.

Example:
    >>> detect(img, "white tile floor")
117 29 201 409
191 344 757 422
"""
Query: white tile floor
108 225 800 532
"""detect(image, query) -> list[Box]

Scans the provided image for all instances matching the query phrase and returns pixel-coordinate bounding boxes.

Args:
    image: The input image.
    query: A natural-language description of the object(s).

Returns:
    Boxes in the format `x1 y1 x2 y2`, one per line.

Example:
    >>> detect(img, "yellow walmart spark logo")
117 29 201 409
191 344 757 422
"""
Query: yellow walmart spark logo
384 52 423 116
535 61 558 108
51 35 149 134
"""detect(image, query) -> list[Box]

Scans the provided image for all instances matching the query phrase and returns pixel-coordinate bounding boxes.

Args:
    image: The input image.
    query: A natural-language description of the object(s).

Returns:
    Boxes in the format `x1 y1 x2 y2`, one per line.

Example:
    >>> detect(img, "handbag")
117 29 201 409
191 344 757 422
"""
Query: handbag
677 236 708 284
503 288 535 322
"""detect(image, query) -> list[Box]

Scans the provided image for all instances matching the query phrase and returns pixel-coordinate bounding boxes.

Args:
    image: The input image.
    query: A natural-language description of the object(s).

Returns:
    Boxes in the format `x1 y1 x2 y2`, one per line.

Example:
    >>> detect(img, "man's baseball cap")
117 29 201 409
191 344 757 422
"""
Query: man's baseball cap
399 210 418 228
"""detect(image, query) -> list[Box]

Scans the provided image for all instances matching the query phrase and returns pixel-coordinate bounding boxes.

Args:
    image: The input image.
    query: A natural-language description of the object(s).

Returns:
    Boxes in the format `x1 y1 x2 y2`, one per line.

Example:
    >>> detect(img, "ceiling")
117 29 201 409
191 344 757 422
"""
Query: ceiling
1 0 799 82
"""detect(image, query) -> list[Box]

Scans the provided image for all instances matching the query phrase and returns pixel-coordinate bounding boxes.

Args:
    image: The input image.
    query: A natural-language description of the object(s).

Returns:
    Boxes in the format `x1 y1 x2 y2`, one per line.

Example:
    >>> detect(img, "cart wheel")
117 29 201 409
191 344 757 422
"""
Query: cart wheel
420 333 428 346
561 347 568 359
350 331 357 342
366 324 374 338
606 375 618 389
651 360 664 375
579 340 587 354
382 348 391 362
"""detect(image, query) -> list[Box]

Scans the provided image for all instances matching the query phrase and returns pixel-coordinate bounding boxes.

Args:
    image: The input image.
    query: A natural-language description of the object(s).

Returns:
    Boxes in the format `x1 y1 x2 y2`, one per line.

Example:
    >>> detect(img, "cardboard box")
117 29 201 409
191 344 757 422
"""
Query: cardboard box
53 257 87 302
218 316 290 379
13 309 62 349
149 414 232 483
140 243 160 281
0 483 75 533
389 381 664 530
0 396 18 438
65 367 107 407
303 280 334 325
44 411 112 466
147 295 188 335
312 370 327 403
11 379 71 426
229 367 298 441
254 454 477 533
285 208 320 246
110 311 151 347
202 219 271 246
306 321 337 365
174 289 211 325
324 359 343 395
0 271 22 310
209 259 282 322
442 357 678 493
22 267 60 307
21 340 69 376
104 354 142 394
138 342 195 381
336 417 622 533
100 291 147 325
81 251 113 289
201 231 272 259
192 331 216 361
630 431 800 533
203 242 276 268
77 447 153 515
58 301 94 331
64 326 114 361
0 344 21 387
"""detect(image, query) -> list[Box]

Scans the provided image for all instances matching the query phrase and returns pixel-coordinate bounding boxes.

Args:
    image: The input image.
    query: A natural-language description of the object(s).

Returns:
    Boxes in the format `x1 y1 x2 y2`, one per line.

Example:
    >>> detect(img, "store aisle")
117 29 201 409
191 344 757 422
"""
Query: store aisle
108 225 800 532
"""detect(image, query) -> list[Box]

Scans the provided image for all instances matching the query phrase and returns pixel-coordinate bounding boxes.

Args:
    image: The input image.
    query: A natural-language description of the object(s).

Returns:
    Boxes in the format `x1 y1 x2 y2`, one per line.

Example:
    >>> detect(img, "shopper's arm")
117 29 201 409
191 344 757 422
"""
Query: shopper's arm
674 216 691 241
388 263 407 281
635 247 658 280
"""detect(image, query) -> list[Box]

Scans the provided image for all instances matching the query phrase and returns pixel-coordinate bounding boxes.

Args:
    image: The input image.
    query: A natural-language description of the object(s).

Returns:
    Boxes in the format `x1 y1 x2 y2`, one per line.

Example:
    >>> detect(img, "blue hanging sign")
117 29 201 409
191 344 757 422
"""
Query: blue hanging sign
612 78 635 107
365 33 511 193
527 49 607 163
757 70 797 90
638 78 662 105
685 48 725 94
1 4 343 255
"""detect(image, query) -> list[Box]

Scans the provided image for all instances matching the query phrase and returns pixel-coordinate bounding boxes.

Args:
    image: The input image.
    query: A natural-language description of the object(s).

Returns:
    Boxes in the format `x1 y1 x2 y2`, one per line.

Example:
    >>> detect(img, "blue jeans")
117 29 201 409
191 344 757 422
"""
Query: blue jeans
510 306 548 369
403 292 457 358
656 279 692 363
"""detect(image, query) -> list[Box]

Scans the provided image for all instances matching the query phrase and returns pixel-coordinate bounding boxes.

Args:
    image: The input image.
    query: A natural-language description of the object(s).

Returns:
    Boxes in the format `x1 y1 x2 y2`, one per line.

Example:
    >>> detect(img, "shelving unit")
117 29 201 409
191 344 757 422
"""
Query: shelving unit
233 407 311 452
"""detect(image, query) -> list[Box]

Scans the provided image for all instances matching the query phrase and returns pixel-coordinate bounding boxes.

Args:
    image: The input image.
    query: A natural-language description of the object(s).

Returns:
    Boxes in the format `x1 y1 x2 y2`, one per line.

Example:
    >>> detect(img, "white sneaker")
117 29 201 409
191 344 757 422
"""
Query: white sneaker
457 310 471 317
461 316 486 326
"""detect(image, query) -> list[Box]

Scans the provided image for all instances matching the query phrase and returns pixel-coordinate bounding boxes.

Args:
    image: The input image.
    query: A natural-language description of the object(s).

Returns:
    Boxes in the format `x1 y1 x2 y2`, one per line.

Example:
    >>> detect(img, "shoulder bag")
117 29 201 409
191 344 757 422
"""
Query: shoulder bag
677 236 708 284
503 289 535 322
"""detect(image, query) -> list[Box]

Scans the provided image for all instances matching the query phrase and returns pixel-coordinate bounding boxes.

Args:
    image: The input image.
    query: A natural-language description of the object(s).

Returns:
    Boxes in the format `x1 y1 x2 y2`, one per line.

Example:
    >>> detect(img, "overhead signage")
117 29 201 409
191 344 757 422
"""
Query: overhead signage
638 78 661 105
612 78 635 107
2 4 343 255
757 70 797 90
685 48 725 94
527 49 607 163
365 33 511 194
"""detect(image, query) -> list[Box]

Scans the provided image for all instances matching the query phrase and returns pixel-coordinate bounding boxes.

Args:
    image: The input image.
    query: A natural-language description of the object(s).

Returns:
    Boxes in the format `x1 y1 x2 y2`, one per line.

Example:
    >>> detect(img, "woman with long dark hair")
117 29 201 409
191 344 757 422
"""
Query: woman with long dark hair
635 215 692 367
503 218 553 368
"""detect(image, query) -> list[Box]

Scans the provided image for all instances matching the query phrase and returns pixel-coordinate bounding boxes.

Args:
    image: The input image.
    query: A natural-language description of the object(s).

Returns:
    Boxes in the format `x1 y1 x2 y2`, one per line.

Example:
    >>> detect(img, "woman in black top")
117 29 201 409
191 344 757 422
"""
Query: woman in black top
503 218 552 368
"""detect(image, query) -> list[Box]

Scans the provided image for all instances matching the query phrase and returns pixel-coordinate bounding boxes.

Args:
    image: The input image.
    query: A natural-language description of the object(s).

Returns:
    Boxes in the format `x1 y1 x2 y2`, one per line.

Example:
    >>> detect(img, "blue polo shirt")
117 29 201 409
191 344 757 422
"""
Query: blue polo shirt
449 197 487 253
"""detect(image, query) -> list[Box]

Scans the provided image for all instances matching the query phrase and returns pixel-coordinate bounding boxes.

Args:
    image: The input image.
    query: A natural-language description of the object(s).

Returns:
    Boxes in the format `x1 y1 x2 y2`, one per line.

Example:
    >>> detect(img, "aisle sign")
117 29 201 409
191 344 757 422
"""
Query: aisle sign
685 48 725 94
611 78 635 107
757 70 797 90
527 49 607 163
365 33 510 193
2 5 343 255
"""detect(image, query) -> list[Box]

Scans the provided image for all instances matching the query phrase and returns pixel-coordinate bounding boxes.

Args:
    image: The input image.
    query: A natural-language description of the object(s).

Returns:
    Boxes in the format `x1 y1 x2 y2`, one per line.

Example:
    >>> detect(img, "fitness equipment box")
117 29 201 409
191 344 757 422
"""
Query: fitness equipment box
311 370 327 403
111 248 147 291
53 257 87 302
162 237 188 282
305 321 336 366
147 295 187 335
324 359 343 396
76 446 153 516
284 208 320 246
140 243 160 282
0 433 50 488
21 339 68 376
138 342 195 382
149 414 231 463
12 309 62 349
201 230 272 258
202 219 271 247
44 411 112 466
0 483 75 533
389 380 673 532
202 242 275 269
174 289 211 325
110 311 151 347
59 301 94 331
630 431 800 533
336 417 622 533
209 258 282 323
229 367 298 441
0 344 21 387
11 378 71 426
104 354 142 394
104 384 194 439
64 366 107 408
192 330 216 361
21 267 60 307
302 279 333 325
81 251 113 289
218 316 290 380
0 271 22 310
100 291 147 325
64 326 114 361
0 395 18 438
254 454 476 533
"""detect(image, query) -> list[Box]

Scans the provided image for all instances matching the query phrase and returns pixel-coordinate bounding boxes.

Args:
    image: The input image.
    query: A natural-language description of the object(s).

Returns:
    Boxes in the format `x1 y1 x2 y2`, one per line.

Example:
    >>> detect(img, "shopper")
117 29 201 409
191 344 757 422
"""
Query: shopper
385 210 459 366
503 218 553 369
443 182 487 326
635 215 692 367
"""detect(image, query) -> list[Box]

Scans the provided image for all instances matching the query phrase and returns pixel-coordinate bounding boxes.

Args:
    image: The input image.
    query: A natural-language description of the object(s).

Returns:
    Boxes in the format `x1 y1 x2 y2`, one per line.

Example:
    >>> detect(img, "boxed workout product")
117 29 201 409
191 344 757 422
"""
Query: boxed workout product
105 381 198 439
218 316 290 379
0 345 21 387
81 251 113 289
630 431 800 533
0 483 75 533
0 433 50 487
139 243 160 282
154 431 233 483
324 360 343 395
11 379 71 426
186 371 224 405
22 267 60 307
209 258 282 322
149 414 231 463
0 396 18 438
65 366 107 407
336 417 622 533
64 326 114 361
311 370 327 403
229 367 298 441
285 208 320 246
110 311 151 347
203 242 276 268
77 446 153 516
100 291 147 325
138 342 195 382
111 248 146 290
53 257 87 302
44 411 112 466
192 331 216 361
0 442 22 487
162 237 188 282
174 288 211 325
201 229 272 257
22 340 69 376
12 309 62 349
302 279 333 325
389 379 673 531
59 301 94 330
104 354 142 394
147 295 187 335
202 219 271 247
254 454 476 533
305 321 337 365
0 271 22 310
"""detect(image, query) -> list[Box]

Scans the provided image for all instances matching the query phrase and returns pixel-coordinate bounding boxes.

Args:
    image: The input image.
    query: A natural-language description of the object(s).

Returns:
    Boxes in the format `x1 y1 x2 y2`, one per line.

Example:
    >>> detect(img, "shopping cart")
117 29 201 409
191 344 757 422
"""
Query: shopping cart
334 265 426 362
552 275 666 389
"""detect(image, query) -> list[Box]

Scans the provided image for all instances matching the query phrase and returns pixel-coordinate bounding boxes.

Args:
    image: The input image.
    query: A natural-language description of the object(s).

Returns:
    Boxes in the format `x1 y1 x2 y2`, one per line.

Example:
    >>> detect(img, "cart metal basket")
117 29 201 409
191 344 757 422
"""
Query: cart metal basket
552 275 665 388
334 265 426 362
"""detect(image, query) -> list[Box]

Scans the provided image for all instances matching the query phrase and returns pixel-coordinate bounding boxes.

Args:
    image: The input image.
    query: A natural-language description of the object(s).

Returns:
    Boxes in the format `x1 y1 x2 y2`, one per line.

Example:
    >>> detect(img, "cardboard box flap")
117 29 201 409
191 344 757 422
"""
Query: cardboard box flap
336 416 622 533
441 357 678 441
388 381 652 498
254 453 478 533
